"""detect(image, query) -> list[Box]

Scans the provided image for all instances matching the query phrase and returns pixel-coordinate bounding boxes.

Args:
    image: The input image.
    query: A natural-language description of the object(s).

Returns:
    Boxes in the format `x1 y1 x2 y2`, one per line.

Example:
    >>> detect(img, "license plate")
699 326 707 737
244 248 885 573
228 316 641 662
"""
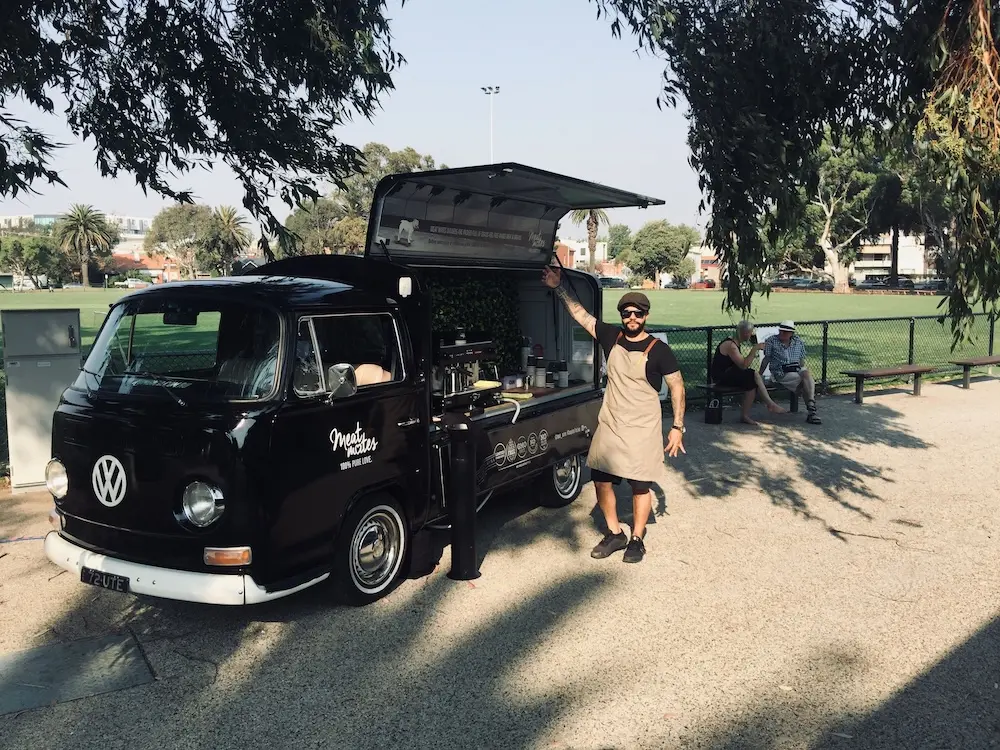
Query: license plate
81 566 130 593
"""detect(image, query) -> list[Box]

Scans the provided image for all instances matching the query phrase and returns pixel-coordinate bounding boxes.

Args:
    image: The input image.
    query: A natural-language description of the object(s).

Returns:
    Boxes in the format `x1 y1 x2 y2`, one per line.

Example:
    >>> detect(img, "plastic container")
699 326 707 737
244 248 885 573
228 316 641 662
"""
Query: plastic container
520 336 531 370
558 360 569 388
535 363 548 388
526 356 536 383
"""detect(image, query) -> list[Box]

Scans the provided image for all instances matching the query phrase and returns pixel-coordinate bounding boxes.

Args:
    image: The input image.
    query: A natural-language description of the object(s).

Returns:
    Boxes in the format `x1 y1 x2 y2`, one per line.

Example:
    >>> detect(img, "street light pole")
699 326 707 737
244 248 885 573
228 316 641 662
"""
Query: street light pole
481 86 500 162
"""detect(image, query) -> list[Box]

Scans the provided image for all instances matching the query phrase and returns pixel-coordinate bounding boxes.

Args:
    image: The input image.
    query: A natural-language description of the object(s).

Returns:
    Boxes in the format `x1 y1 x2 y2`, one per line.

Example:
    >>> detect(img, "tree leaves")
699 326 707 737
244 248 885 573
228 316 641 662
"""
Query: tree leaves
606 223 633 260
627 219 699 281
54 205 119 287
283 141 438 256
591 0 999 342
1 1 403 261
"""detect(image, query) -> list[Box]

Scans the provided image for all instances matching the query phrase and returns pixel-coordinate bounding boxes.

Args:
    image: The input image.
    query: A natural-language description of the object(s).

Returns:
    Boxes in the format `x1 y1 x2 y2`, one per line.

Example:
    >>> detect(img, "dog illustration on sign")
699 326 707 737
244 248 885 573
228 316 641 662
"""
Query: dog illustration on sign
396 219 419 245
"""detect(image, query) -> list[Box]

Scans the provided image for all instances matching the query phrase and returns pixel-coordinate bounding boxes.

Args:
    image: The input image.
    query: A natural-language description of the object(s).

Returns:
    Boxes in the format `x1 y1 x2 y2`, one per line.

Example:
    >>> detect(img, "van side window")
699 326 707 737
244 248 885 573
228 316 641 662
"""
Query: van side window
293 320 323 395
294 313 404 396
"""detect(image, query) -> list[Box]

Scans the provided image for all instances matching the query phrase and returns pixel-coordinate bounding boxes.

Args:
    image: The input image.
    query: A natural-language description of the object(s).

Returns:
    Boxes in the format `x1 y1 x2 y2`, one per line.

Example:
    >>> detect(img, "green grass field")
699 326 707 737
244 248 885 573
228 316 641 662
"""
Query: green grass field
0 286 995 476
601 288 947 328
0 286 950 350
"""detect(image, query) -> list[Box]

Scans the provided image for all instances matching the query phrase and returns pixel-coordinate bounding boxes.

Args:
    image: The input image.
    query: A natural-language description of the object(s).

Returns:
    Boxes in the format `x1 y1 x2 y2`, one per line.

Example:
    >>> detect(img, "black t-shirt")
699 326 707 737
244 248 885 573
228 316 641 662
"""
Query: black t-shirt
596 321 680 391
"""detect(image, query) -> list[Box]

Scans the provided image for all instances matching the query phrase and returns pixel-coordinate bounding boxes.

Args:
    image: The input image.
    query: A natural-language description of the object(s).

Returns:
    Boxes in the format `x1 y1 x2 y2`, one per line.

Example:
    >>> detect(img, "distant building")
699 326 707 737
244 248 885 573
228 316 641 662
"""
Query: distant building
561 238 610 269
105 214 153 237
0 213 60 230
851 233 931 280
553 243 576 269
696 234 935 285
108 249 181 283
0 212 152 237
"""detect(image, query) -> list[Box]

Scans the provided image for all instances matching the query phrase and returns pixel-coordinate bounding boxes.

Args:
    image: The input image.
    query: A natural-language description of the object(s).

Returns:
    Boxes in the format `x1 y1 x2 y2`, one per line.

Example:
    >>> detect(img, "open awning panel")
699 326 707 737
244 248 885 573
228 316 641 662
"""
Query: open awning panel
366 163 664 268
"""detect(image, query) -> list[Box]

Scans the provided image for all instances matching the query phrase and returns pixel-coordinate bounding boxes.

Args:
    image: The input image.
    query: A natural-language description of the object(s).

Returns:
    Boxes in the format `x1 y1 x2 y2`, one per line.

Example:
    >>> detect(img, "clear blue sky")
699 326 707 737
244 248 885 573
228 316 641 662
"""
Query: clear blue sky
0 0 701 240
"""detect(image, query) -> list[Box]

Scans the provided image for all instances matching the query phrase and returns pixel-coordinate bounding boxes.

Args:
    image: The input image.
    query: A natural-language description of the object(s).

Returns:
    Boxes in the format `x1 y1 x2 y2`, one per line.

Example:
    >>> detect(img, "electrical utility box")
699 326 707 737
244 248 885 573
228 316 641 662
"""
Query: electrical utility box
2 309 82 493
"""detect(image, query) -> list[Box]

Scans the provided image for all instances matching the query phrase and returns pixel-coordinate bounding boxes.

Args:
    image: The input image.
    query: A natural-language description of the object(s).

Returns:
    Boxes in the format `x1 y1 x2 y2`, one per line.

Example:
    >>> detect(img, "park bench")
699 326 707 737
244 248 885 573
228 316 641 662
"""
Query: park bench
695 326 800 417
841 364 937 404
948 355 1000 389
695 382 799 412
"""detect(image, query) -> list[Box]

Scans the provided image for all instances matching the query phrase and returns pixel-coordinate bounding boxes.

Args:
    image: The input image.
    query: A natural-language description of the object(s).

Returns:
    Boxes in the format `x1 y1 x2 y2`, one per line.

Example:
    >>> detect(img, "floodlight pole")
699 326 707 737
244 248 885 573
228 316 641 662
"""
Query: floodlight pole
481 86 500 163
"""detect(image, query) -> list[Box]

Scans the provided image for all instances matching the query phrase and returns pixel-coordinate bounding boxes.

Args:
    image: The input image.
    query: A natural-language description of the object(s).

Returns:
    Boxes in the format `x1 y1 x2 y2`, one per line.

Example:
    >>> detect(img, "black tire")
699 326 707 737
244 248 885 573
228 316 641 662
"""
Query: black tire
333 494 408 606
537 454 584 508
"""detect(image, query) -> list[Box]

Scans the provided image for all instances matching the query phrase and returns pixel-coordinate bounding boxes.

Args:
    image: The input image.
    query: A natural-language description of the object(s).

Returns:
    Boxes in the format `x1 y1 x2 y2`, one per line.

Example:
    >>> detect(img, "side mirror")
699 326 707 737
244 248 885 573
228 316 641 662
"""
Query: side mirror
326 363 358 400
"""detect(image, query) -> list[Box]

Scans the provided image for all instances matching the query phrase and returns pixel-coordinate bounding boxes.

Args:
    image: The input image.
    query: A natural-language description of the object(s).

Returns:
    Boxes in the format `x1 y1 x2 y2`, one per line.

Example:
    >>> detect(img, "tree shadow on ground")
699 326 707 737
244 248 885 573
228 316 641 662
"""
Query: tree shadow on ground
0 485 615 750
664 394 932 537
659 612 1000 749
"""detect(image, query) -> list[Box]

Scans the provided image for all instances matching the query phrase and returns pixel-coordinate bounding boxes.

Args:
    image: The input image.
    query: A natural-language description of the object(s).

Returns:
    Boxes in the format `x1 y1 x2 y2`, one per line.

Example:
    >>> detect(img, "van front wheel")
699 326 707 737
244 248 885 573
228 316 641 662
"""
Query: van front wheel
538 454 584 508
334 495 408 606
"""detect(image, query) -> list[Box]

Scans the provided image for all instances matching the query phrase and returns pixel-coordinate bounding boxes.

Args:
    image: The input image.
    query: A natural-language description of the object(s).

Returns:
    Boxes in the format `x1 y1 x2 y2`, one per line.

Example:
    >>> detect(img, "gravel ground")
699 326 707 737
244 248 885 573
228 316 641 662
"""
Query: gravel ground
1 377 998 749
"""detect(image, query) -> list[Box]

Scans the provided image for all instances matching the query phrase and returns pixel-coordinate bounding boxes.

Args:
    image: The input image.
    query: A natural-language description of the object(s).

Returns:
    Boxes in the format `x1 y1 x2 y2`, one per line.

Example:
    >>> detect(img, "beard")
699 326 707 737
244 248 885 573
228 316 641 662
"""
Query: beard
622 320 646 336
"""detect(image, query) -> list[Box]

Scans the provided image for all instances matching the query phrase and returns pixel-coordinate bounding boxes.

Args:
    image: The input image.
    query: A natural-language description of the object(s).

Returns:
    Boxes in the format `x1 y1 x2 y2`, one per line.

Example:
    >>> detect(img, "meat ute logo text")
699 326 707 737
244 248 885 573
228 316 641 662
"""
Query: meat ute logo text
330 423 379 470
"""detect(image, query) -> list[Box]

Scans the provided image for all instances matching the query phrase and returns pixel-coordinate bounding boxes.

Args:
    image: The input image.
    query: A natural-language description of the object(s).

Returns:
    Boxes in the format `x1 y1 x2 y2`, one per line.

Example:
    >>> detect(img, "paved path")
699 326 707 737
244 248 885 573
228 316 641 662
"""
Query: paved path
1 378 998 749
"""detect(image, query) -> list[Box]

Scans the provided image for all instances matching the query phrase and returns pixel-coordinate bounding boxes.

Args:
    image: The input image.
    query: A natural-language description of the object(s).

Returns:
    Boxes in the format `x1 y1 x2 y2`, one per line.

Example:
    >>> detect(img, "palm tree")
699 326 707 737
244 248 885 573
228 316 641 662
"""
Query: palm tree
213 206 252 275
56 205 116 287
570 209 610 273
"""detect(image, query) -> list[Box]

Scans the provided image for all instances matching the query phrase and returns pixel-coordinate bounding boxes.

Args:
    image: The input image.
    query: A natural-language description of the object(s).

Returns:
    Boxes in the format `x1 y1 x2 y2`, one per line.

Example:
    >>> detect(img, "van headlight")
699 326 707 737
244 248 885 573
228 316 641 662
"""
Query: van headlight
181 481 225 527
45 459 69 499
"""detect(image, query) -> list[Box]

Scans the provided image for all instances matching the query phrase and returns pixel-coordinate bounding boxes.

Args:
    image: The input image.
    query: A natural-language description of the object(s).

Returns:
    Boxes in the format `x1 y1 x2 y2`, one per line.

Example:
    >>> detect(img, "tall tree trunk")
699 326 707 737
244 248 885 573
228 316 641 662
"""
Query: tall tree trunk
80 246 90 288
889 224 899 286
587 212 598 274
820 219 852 293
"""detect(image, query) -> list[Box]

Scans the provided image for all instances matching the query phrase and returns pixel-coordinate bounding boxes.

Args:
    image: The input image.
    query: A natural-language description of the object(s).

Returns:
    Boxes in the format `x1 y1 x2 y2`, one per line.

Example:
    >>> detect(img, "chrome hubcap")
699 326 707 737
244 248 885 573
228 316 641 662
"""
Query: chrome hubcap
351 508 401 591
553 456 581 498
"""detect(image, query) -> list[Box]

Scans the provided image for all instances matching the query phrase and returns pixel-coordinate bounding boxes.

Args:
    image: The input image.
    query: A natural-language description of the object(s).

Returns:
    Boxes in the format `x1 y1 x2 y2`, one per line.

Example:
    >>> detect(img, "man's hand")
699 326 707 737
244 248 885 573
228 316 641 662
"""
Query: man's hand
665 427 685 458
541 266 561 288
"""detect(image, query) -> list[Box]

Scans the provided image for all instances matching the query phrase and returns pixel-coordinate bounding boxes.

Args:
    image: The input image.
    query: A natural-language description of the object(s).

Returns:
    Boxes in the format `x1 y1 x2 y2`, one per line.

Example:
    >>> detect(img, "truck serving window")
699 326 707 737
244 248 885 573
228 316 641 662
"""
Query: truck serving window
293 313 404 396
74 298 282 402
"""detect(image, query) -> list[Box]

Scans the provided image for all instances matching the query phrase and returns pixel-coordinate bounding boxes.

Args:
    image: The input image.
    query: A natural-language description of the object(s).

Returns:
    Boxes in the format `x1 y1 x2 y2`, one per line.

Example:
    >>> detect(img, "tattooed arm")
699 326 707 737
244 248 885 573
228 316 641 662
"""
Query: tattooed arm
541 266 597 338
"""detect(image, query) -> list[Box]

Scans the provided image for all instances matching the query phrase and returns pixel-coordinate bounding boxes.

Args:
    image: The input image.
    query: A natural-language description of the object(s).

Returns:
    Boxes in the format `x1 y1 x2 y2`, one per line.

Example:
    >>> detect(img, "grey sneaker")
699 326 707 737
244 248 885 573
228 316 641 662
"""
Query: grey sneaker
591 530 628 559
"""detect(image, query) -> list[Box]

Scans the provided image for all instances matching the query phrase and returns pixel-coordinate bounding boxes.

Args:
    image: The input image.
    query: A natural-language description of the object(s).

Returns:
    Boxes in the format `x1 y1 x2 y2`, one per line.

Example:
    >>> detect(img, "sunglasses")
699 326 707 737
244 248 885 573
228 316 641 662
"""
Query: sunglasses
621 309 646 319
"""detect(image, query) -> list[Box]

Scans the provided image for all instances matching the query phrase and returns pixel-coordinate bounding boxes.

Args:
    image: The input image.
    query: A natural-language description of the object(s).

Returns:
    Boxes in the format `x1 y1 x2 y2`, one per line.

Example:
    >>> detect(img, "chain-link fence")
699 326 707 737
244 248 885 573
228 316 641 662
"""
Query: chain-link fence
649 312 998 401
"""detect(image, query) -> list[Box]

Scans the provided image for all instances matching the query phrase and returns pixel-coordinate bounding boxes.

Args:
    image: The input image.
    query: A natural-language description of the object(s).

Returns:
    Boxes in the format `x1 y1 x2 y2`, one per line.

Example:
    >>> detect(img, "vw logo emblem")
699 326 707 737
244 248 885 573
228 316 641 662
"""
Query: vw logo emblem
92 455 127 507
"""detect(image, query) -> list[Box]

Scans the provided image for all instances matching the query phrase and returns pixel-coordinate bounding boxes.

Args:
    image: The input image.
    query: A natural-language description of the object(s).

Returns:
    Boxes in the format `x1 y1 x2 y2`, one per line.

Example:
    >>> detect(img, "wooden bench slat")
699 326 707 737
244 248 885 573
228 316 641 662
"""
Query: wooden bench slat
947 355 1000 388
841 363 936 403
948 356 1000 367
841 365 937 378
696 381 799 413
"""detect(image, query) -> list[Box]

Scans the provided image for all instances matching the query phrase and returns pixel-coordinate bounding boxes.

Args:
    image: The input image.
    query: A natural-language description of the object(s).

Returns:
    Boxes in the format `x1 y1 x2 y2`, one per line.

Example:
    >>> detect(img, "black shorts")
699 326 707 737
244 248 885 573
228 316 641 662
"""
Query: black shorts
713 366 757 392
591 469 653 494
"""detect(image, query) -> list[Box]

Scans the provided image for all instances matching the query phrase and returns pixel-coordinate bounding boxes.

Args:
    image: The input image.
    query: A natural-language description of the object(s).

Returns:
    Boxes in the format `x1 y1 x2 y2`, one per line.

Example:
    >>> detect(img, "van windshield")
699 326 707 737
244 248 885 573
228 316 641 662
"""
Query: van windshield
74 296 282 403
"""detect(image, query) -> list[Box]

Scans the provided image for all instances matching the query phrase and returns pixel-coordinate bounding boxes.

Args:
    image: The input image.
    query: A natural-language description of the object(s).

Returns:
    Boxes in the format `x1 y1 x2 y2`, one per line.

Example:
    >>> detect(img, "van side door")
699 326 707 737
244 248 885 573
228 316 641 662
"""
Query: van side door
261 310 428 587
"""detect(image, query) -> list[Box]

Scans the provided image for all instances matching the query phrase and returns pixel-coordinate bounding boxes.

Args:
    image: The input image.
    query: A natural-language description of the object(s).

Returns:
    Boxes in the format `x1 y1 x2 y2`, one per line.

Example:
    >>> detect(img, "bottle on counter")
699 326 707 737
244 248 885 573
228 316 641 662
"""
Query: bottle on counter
526 356 536 385
535 362 548 389
545 369 555 388
520 336 531 370
558 360 569 388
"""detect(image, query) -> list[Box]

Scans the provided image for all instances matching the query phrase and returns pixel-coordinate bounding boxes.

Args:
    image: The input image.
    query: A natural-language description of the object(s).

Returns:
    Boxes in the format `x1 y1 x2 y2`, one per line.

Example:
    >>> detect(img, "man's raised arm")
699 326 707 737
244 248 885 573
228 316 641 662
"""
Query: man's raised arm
542 266 597 339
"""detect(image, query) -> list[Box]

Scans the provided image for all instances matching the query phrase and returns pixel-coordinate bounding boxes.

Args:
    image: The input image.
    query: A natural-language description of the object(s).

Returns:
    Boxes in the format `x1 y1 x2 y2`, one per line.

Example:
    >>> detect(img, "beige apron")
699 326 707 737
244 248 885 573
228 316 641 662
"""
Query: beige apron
586 333 665 482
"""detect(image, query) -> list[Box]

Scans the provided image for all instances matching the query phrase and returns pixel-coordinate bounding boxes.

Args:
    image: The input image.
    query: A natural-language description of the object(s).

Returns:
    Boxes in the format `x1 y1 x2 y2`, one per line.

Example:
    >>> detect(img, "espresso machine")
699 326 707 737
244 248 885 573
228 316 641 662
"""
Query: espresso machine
432 329 502 415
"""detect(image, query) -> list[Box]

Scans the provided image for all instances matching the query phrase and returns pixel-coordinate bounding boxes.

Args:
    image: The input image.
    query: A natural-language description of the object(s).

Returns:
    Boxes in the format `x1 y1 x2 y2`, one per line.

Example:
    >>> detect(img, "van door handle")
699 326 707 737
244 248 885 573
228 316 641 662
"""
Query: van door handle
397 417 420 428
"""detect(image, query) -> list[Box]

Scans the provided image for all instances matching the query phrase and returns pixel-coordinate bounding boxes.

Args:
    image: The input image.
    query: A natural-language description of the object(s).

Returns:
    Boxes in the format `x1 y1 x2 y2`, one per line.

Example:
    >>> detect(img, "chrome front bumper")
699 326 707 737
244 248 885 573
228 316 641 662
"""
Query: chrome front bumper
44 531 329 606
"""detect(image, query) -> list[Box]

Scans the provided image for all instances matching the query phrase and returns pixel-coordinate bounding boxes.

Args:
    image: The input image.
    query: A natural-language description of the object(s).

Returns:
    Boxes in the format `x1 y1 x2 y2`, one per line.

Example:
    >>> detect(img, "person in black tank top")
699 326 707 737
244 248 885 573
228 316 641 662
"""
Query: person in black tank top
713 321 787 425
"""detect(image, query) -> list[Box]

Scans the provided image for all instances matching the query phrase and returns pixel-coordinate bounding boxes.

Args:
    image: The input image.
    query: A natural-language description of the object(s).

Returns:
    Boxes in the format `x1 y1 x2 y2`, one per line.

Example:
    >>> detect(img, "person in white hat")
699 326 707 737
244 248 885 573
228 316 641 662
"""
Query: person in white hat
760 321 821 424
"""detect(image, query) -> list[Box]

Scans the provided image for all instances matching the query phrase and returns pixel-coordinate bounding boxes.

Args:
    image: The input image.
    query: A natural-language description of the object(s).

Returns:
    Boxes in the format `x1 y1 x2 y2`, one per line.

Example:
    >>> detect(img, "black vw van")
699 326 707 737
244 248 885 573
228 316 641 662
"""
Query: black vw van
44 164 663 605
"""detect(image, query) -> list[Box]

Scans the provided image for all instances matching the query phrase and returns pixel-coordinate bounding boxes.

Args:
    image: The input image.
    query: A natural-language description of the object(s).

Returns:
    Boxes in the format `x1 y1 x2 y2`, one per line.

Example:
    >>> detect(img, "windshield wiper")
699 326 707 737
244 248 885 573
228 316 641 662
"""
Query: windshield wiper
79 366 101 399
123 371 188 407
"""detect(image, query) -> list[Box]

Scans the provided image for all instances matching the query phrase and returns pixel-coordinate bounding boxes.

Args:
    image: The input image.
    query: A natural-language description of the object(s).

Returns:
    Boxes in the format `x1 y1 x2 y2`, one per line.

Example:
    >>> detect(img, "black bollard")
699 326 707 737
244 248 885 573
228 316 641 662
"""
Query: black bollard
447 422 481 581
